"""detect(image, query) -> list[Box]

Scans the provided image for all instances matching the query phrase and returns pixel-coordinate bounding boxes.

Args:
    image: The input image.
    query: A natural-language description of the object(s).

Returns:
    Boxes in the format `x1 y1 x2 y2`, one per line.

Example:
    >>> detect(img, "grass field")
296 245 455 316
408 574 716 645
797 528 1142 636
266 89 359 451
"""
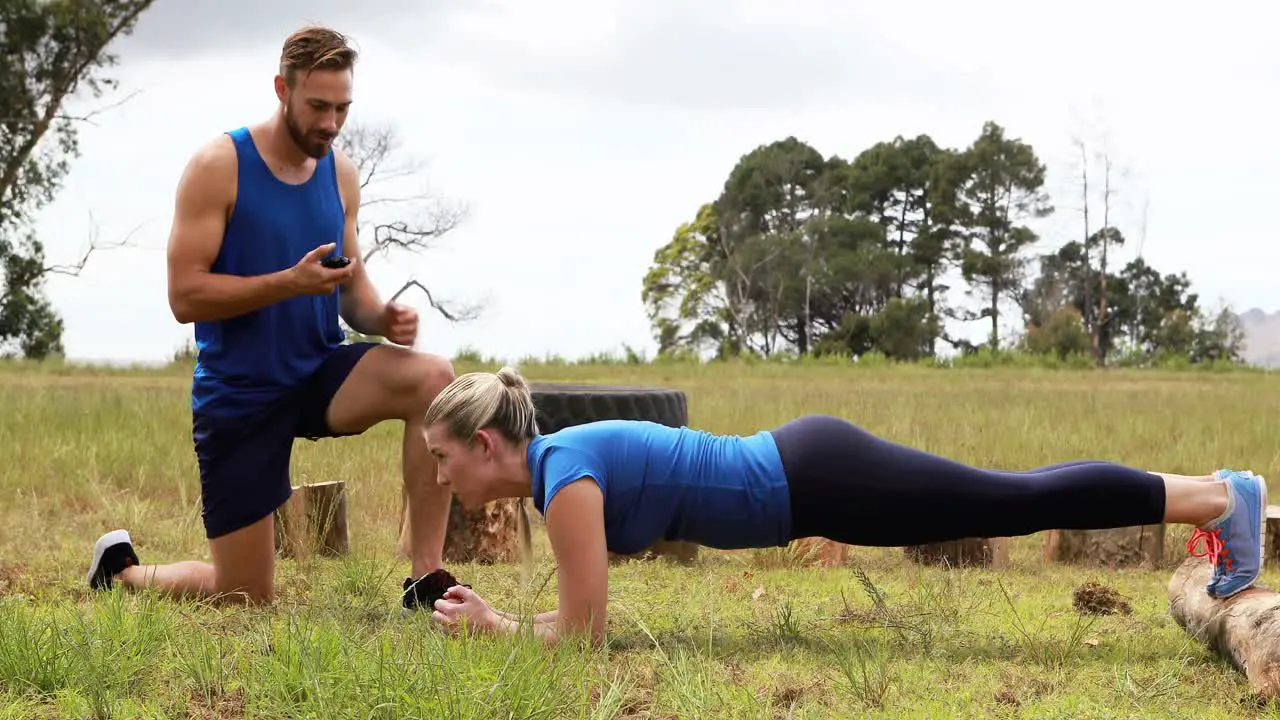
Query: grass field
3 356 1280 719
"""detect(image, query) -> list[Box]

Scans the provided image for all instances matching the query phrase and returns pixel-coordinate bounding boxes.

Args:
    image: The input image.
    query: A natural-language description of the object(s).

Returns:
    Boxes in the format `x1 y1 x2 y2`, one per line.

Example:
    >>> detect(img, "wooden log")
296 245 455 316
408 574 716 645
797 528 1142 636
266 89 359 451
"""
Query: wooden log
440 496 521 565
904 537 1009 569
791 537 850 567
273 481 350 558
273 487 302 558
395 491 522 564
1266 504 1280 568
1042 524 1165 569
1168 556 1280 698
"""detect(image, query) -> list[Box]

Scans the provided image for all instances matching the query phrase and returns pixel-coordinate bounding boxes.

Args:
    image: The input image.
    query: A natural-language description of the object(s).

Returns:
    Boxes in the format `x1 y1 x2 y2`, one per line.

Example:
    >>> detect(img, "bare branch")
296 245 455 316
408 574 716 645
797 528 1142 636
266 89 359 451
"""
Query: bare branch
43 217 141 277
389 279 484 323
360 205 467 264
335 119 477 323
0 89 145 127
359 194 431 209
336 122 424 191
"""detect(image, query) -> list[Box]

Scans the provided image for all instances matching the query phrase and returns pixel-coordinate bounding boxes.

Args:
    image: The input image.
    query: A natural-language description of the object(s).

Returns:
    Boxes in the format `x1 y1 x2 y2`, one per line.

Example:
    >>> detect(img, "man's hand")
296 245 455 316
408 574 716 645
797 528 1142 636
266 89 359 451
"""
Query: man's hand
432 585 497 636
380 301 418 346
288 243 355 296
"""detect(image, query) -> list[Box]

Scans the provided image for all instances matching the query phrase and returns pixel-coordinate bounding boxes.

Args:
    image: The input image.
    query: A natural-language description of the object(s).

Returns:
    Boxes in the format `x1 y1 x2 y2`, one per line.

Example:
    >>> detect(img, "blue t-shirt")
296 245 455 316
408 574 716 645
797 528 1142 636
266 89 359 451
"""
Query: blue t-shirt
527 419 792 554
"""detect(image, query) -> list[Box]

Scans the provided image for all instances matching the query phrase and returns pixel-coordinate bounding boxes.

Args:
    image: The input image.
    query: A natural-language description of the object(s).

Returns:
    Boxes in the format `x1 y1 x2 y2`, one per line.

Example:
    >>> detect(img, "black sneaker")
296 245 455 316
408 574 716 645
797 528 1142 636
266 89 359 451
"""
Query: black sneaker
401 568 470 610
86 529 140 590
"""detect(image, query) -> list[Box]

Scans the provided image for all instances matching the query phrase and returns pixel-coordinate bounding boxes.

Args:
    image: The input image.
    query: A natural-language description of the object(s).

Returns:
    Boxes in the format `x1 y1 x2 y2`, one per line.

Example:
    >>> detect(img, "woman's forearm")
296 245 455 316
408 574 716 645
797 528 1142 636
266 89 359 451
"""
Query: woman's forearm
487 610 560 645
495 609 559 624
485 608 604 649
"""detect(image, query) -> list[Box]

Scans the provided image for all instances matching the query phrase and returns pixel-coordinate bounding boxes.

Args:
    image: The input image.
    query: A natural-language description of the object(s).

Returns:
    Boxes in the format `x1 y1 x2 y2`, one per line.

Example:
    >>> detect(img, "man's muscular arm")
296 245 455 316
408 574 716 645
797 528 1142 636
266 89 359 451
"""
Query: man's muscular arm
333 149 387 336
166 136 302 324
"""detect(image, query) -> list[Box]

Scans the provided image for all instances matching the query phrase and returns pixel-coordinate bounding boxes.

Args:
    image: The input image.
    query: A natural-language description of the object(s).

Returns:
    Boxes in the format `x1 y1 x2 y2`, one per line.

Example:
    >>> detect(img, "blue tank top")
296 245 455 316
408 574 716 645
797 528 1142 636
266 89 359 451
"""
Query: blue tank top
527 420 793 553
190 127 346 418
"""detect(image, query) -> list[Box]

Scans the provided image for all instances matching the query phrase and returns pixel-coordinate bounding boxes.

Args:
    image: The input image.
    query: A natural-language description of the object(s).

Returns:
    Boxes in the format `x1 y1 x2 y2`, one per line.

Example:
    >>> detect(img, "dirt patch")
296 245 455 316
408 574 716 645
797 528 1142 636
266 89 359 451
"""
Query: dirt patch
188 688 246 720
995 667 1056 708
994 688 1021 707
764 677 824 710
1072 581 1132 616
0 563 27 594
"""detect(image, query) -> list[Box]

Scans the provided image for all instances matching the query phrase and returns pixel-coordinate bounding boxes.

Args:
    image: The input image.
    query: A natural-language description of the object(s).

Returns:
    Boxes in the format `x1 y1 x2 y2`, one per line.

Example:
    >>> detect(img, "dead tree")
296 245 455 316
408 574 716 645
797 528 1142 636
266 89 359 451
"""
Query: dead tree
334 121 481 324
332 121 489 561
1070 134 1093 360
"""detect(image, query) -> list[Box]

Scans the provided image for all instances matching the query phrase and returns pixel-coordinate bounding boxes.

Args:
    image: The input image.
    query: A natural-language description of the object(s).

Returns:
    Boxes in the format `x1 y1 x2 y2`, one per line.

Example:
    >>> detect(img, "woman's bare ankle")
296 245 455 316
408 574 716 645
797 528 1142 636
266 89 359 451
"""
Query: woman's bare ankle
1195 481 1231 528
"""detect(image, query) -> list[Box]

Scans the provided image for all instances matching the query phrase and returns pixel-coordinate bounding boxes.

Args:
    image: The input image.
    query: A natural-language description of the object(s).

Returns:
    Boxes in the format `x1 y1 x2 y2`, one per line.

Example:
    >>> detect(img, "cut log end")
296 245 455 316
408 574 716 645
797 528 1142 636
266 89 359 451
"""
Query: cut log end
1265 504 1280 568
396 492 522 565
273 481 349 559
1043 525 1166 569
790 537 850 567
441 495 521 565
1168 556 1280 698
904 537 1009 569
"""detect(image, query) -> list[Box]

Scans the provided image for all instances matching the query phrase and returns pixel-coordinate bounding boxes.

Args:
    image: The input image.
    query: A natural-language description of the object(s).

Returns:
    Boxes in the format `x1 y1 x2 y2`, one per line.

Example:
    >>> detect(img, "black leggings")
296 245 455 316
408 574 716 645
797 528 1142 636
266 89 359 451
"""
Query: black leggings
770 415 1167 546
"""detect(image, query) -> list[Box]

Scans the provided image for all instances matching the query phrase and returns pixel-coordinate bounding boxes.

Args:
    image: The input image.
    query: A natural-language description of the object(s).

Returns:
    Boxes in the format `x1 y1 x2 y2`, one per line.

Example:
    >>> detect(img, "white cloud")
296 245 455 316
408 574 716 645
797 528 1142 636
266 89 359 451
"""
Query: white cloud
115 0 447 59
23 1 1280 364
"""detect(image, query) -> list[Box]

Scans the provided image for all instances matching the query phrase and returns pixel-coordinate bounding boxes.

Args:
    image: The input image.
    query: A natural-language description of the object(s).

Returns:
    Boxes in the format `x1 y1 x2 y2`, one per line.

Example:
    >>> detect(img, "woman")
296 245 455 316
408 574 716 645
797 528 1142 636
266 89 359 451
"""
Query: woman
423 367 1266 647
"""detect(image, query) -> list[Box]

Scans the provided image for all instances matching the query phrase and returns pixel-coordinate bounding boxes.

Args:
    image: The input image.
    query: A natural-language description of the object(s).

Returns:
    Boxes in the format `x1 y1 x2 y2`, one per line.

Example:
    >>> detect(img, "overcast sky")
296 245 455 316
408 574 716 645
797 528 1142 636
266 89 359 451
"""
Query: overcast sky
30 0 1280 364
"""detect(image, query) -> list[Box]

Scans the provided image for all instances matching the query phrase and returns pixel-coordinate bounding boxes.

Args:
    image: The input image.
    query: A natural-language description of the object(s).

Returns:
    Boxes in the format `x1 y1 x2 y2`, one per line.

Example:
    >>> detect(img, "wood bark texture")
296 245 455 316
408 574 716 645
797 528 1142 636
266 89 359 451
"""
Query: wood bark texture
1168 556 1280 698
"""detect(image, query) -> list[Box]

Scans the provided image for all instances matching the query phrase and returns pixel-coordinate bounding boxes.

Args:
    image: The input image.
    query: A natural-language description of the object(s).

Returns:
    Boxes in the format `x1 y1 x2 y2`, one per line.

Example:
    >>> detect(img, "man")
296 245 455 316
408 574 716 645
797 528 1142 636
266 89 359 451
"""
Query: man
85 26 462 611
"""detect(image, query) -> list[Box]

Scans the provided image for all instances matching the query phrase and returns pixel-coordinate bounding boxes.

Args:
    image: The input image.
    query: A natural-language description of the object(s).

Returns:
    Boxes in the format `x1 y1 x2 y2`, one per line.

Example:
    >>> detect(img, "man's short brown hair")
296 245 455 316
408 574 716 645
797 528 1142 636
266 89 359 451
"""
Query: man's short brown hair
279 26 358 87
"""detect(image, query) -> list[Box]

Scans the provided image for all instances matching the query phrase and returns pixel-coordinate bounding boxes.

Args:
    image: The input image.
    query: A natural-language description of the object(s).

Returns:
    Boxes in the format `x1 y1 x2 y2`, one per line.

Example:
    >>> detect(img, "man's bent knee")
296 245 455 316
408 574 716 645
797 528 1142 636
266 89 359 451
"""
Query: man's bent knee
411 354 455 417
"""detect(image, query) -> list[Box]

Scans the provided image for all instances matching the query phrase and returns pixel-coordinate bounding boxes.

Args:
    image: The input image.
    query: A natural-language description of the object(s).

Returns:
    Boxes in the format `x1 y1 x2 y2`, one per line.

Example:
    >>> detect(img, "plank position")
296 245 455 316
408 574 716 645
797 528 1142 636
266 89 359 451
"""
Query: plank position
84 26 464 611
422 367 1267 647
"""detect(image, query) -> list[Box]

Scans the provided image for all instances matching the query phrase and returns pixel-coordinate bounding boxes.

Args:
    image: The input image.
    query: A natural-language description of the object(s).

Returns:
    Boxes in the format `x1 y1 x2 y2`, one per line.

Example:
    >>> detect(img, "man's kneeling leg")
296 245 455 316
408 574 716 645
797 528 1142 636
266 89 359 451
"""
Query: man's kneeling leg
89 515 275 603
86 396 294 603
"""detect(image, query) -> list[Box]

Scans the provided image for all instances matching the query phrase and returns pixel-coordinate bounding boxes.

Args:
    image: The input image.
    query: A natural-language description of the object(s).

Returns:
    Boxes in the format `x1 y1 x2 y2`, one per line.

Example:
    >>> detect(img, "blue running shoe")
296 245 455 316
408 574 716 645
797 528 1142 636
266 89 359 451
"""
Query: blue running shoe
1187 470 1267 599
1189 469 1247 593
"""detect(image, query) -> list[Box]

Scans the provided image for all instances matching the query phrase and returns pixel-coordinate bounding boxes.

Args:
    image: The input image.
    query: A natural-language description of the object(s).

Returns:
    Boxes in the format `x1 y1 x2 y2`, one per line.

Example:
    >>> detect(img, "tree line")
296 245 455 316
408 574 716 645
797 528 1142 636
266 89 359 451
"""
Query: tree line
642 122 1245 367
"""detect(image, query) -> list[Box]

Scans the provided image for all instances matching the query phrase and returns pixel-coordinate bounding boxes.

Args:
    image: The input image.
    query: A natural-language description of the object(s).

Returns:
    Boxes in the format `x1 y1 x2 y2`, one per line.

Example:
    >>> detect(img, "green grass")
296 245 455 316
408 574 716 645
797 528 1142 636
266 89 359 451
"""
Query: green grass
3 358 1280 718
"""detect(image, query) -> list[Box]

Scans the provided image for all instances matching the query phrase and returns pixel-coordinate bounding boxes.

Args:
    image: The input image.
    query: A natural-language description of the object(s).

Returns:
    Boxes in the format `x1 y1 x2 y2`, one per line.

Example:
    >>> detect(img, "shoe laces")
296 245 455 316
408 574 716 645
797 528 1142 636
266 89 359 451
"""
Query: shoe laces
1187 527 1233 572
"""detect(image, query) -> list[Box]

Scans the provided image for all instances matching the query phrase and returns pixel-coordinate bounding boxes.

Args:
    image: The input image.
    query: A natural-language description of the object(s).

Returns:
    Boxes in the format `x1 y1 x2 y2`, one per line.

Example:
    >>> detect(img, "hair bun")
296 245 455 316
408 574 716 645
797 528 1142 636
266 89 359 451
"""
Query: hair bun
496 366 528 392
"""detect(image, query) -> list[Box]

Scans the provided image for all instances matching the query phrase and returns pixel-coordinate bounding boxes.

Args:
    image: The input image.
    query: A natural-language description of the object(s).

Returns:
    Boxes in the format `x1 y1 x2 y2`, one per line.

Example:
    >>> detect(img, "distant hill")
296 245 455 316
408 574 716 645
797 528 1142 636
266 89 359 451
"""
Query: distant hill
1238 308 1280 368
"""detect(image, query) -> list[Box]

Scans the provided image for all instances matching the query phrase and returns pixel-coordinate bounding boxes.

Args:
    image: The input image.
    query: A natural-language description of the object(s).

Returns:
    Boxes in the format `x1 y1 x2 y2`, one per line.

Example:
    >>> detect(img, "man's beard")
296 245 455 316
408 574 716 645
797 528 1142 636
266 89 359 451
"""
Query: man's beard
284 104 334 159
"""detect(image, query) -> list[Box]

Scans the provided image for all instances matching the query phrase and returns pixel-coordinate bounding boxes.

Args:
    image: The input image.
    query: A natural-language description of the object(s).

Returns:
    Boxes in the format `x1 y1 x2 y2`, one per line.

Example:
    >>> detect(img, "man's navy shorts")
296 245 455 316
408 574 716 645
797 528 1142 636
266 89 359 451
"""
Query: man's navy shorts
191 342 379 540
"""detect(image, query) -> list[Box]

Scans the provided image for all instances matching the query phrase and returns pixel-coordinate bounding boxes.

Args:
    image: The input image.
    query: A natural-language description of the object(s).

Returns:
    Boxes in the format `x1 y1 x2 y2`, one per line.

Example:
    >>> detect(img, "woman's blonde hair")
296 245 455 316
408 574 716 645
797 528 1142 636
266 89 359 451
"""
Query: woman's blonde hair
425 366 539 444
425 366 539 582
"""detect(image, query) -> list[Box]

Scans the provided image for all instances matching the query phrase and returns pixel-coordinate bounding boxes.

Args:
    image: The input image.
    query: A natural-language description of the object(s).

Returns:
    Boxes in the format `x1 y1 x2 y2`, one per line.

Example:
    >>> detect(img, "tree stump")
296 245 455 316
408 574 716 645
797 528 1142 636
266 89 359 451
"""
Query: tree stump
1168 555 1280 698
791 537 850 567
274 480 349 558
440 496 523 564
1042 524 1165 569
904 537 1009 569
394 491 522 565
1265 504 1280 568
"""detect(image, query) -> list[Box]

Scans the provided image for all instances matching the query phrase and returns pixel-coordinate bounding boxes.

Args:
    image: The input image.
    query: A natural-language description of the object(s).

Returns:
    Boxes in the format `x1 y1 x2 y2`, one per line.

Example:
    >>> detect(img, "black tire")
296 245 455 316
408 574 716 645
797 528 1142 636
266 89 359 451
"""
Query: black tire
529 383 688 434
527 382 697 564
